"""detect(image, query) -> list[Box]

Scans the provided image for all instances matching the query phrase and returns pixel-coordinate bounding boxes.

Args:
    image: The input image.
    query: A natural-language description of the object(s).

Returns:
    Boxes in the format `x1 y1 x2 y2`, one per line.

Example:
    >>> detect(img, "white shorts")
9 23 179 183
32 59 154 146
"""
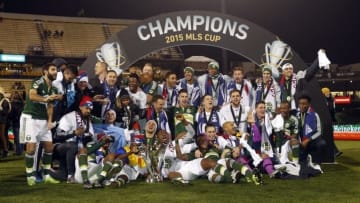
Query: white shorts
19 113 52 144
74 157 102 184
116 164 147 182
177 158 207 181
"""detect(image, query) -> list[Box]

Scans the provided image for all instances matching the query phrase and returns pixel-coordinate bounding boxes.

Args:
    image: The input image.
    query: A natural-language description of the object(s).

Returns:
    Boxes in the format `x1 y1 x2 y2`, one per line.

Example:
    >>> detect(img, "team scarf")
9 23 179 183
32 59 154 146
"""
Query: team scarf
251 113 273 157
226 80 249 102
255 79 276 112
297 107 317 141
205 74 227 106
146 106 169 132
103 81 118 112
179 78 201 106
279 74 297 109
75 111 90 148
162 83 178 107
196 109 221 135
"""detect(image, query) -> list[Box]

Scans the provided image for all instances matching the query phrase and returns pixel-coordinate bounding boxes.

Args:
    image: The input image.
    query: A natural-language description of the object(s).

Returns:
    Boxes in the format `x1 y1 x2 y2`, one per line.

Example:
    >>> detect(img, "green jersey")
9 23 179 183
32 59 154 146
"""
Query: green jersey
172 106 197 135
22 76 57 120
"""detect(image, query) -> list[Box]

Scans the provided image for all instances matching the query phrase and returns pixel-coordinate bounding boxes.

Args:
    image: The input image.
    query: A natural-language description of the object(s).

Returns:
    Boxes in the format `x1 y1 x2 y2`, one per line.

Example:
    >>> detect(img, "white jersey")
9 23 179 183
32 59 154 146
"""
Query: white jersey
125 87 147 109
219 104 250 133
160 141 197 178
226 79 254 108
216 135 238 150
57 111 95 142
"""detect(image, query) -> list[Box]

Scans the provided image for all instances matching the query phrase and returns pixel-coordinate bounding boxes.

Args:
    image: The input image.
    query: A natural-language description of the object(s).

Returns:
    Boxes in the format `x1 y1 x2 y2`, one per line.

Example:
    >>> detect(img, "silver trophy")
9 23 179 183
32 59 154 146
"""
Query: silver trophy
96 42 126 76
263 40 292 78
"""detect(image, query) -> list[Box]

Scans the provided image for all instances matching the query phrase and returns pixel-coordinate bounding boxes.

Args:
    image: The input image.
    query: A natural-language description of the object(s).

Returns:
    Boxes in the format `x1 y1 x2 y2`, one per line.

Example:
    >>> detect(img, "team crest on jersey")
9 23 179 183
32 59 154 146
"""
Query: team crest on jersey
186 109 192 113
285 123 290 128
25 135 31 141
149 89 154 94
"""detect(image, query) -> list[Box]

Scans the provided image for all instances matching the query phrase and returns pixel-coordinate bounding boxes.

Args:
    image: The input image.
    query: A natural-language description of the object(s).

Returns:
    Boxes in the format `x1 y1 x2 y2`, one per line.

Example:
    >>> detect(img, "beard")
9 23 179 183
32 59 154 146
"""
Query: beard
47 74 56 81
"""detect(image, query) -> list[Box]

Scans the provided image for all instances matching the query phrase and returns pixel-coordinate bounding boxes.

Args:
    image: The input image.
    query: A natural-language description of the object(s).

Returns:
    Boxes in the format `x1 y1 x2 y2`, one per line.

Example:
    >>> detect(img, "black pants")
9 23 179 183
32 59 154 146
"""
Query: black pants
299 137 326 164
52 142 78 180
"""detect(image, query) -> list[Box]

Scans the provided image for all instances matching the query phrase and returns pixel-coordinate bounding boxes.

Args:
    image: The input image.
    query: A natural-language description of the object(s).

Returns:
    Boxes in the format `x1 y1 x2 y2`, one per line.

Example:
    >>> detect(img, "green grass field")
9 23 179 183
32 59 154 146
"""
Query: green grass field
1 141 360 203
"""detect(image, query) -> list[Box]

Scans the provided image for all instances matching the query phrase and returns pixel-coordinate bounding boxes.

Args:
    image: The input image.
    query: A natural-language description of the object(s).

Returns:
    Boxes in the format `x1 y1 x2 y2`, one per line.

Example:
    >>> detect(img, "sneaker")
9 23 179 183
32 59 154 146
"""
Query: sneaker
27 176 36 186
44 175 60 184
231 170 241 184
171 177 191 185
83 180 93 189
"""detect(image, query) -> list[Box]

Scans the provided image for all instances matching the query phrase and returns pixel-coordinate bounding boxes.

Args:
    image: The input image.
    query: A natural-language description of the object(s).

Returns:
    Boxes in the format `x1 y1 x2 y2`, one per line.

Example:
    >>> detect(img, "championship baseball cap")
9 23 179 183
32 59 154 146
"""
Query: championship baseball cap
208 61 219 69
79 95 93 109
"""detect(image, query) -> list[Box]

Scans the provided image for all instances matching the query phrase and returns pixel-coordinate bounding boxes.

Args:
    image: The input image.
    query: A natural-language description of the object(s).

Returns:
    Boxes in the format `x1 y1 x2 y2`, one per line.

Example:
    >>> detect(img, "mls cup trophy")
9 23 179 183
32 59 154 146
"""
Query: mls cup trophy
96 42 126 76
263 40 292 78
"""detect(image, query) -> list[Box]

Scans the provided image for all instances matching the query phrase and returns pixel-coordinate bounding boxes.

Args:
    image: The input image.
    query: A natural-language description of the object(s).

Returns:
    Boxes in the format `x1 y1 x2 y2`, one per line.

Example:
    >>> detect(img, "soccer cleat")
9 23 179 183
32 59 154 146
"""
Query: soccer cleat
251 168 263 185
67 175 76 184
107 167 121 179
231 170 241 184
83 180 93 189
171 177 191 185
44 175 60 184
110 178 125 188
27 176 36 186
270 166 286 178
93 180 104 189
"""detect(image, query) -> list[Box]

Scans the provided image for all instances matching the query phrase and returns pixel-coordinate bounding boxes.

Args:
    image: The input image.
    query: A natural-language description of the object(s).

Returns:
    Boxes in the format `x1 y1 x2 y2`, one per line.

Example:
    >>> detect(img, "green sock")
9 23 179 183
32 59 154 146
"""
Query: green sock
79 154 88 182
229 160 251 178
98 161 112 182
113 159 124 168
25 153 34 177
291 144 300 163
214 165 232 182
42 152 52 176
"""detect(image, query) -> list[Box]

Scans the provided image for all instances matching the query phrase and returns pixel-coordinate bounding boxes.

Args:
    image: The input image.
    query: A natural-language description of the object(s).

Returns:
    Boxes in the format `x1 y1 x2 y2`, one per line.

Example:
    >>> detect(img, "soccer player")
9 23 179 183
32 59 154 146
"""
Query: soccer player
171 89 197 137
146 95 171 135
159 71 179 109
178 66 201 106
219 89 251 133
271 101 300 164
277 49 331 110
255 66 281 114
226 66 254 107
296 94 325 166
56 96 97 188
195 95 222 135
20 63 62 186
140 63 159 106
197 61 230 107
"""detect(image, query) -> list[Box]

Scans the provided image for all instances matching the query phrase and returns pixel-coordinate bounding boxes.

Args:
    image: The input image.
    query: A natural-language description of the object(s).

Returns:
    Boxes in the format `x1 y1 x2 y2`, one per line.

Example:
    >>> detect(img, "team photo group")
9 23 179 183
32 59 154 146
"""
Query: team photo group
19 48 331 189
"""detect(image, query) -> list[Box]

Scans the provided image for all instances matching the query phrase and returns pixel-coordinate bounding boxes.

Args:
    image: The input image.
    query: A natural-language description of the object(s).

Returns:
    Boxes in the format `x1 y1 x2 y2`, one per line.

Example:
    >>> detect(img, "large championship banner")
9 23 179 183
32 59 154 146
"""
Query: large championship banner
82 11 335 163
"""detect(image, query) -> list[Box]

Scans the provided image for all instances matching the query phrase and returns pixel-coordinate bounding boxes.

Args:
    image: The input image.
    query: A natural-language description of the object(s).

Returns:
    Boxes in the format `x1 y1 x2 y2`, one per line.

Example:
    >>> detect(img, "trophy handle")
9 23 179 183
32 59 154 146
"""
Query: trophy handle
277 46 292 67
96 51 104 62
265 43 271 64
